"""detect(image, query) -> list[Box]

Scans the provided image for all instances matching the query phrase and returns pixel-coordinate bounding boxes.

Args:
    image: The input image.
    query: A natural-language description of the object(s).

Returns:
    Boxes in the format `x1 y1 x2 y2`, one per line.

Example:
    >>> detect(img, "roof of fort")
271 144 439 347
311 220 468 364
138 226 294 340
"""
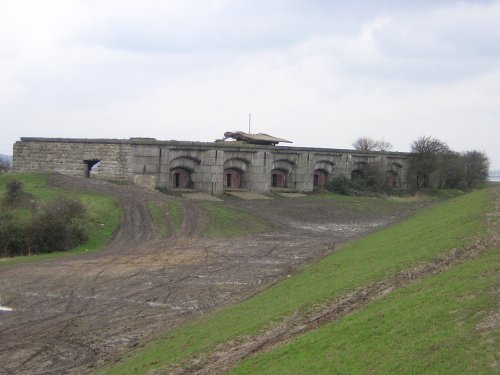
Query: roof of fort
18 137 413 157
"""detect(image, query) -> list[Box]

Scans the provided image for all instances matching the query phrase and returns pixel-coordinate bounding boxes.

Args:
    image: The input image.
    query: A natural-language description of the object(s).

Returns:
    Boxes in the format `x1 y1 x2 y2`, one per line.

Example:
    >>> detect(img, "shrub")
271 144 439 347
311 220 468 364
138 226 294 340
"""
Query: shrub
2 179 34 208
0 159 10 174
0 214 30 257
29 198 88 253
327 176 378 196
0 197 89 257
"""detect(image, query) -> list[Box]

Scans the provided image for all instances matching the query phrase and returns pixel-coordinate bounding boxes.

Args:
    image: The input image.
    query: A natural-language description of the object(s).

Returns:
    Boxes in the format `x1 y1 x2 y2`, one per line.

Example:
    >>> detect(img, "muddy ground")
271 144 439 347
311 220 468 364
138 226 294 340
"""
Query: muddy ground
0 174 423 374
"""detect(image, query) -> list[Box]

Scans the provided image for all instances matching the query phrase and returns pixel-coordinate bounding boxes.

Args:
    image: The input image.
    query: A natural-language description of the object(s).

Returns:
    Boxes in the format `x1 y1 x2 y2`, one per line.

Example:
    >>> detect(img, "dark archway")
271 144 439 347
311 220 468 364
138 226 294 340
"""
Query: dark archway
84 159 100 178
314 170 328 188
386 170 398 187
224 168 242 189
271 169 287 188
351 169 364 180
171 167 192 189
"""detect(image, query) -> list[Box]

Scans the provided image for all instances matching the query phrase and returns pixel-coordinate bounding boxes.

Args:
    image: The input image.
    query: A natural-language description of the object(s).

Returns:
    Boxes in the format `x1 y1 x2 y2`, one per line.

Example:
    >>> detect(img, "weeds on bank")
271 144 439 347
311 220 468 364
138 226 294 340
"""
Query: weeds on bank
201 202 268 237
232 249 499 375
147 202 169 237
0 174 121 267
101 188 491 375
166 200 183 231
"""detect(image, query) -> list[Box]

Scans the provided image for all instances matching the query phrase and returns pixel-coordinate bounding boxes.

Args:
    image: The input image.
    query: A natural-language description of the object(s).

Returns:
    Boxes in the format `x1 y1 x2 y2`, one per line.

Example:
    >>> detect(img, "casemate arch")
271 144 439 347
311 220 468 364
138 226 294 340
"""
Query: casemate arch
12 137 412 194
386 162 403 187
271 159 295 188
169 156 200 189
351 161 368 180
314 160 334 188
223 158 250 189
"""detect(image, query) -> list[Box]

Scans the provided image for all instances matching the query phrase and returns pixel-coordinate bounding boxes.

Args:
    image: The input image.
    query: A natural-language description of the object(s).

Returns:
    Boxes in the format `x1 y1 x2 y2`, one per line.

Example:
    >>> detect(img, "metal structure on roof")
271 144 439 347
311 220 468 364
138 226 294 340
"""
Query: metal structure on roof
222 131 292 145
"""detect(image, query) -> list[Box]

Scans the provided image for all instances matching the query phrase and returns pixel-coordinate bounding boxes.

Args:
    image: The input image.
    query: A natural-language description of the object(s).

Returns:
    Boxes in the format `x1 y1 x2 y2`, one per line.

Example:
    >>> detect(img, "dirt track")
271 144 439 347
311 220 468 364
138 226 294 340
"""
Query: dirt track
0 174 422 374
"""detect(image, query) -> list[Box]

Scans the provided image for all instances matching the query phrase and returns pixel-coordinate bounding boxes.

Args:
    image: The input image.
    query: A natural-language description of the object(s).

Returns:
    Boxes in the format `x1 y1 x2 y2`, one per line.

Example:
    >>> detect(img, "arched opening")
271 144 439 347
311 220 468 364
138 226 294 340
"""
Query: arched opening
271 159 295 189
351 169 364 180
271 169 287 188
224 168 242 189
386 170 398 187
84 159 100 178
314 170 328 188
351 161 368 181
171 167 192 189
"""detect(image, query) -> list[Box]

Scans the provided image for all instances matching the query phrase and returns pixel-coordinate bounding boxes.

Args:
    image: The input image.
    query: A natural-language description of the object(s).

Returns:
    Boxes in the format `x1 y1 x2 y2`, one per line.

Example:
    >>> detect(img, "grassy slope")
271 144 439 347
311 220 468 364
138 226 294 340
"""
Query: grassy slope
232 249 498 374
102 189 490 374
166 200 183 231
201 202 268 237
0 174 121 267
147 202 169 237
148 200 184 237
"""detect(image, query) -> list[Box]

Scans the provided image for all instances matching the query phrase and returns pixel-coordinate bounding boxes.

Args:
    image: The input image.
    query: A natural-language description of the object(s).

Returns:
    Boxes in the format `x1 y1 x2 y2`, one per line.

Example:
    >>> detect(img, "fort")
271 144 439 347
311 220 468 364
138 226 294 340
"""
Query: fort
12 134 412 194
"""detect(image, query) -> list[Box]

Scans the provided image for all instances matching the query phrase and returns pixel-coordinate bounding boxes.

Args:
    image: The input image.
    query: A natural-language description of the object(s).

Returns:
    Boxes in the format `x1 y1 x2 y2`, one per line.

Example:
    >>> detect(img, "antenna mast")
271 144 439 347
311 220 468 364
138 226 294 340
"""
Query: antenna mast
248 113 251 134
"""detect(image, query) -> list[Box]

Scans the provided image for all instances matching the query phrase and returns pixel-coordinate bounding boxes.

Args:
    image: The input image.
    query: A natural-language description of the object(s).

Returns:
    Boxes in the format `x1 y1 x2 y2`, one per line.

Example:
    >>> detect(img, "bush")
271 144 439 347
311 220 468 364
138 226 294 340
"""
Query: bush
327 173 413 197
327 176 381 196
0 197 89 257
0 160 10 174
2 179 34 208
0 214 30 257
29 198 88 254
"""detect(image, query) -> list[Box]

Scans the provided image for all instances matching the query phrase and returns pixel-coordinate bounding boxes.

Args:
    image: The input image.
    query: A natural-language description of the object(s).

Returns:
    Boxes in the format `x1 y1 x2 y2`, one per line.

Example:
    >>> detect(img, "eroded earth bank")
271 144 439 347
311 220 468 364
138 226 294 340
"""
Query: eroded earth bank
0 174 422 374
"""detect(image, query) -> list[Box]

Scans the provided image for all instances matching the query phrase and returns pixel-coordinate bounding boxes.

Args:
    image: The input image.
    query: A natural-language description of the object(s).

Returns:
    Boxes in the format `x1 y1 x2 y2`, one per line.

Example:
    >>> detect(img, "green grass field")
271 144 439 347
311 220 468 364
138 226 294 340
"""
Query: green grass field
101 188 494 374
232 249 498 374
201 202 268 237
166 200 183 232
0 174 121 267
147 202 169 237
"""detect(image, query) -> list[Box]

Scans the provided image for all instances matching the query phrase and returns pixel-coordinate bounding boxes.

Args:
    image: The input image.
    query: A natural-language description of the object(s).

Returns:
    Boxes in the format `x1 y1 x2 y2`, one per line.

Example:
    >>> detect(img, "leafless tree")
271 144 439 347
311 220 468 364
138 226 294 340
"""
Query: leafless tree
374 140 393 151
463 150 490 187
410 136 449 188
434 151 465 189
353 137 393 152
352 136 378 151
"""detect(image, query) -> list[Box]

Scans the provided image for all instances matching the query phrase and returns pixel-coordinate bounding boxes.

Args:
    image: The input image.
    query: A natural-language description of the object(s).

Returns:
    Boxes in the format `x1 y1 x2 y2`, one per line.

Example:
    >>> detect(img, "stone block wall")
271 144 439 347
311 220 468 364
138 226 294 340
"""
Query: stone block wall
13 137 413 194
13 138 133 180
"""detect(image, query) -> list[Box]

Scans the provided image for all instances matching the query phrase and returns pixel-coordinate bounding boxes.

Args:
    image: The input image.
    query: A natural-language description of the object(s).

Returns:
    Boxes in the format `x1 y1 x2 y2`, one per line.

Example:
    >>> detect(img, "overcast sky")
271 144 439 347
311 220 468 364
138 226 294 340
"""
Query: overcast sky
1 0 499 168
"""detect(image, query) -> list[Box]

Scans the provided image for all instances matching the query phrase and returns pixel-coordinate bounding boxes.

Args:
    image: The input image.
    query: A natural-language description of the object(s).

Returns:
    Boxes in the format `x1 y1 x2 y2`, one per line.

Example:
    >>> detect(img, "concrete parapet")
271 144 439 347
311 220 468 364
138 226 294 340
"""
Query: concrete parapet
13 137 413 194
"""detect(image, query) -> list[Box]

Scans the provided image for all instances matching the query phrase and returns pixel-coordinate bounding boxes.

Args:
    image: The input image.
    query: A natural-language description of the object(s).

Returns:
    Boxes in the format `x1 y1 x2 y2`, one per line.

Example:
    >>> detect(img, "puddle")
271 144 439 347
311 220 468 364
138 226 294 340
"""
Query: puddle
183 192 222 201
226 191 271 200
291 221 386 234
0 305 13 313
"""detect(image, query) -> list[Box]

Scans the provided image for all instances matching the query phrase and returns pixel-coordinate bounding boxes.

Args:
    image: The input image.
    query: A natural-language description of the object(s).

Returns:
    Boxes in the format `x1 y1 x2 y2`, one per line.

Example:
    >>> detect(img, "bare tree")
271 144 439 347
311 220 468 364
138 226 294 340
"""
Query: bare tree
352 136 378 151
463 150 490 187
353 137 393 152
434 151 465 189
410 136 449 188
374 140 393 152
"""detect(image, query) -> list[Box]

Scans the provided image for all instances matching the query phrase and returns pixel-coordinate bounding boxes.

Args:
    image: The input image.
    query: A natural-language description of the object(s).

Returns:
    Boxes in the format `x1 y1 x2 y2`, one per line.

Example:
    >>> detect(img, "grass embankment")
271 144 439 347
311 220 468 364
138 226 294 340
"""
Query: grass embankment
148 202 169 238
232 249 498 374
201 202 268 237
148 200 183 237
166 200 183 231
0 174 121 267
101 189 492 374
306 189 464 212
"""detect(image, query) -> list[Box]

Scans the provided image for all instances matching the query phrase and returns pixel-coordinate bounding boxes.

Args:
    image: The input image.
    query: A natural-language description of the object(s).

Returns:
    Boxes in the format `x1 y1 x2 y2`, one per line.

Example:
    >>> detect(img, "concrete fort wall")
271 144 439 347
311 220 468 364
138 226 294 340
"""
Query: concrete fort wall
13 138 412 194
13 138 133 179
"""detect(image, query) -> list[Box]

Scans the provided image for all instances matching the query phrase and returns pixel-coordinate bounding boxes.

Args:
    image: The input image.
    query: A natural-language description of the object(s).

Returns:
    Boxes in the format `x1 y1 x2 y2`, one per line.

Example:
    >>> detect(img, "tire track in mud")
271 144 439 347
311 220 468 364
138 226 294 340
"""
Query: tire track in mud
0 175 165 374
47 173 156 252
0 174 431 374
168 239 498 375
163 187 500 375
